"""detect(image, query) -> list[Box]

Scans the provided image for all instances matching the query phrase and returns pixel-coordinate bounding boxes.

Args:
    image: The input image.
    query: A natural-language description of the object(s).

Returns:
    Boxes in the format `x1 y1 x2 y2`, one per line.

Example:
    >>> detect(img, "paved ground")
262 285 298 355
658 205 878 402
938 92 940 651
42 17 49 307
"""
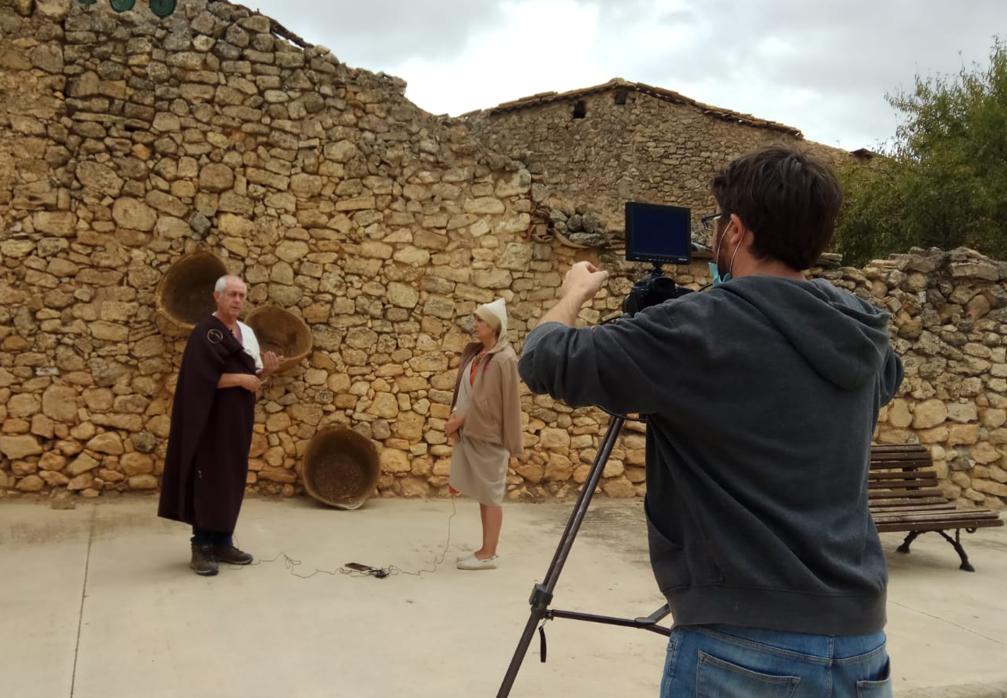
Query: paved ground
0 495 1005 698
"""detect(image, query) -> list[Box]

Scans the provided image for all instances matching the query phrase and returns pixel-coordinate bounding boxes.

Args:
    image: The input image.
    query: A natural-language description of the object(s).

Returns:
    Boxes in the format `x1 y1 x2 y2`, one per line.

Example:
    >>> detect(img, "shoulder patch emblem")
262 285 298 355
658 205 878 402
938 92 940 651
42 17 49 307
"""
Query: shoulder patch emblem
207 328 224 344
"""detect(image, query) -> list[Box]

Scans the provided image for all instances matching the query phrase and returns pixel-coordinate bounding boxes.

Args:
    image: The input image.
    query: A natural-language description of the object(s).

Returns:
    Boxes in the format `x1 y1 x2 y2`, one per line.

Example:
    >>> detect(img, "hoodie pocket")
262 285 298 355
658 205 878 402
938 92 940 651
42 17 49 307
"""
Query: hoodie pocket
647 518 691 592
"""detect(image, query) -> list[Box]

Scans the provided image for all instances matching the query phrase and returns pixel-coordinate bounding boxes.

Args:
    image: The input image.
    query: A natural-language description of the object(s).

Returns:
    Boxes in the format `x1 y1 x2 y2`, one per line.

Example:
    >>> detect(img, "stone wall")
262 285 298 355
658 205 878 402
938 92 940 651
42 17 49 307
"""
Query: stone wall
0 0 547 500
826 248 1007 510
0 1 1004 511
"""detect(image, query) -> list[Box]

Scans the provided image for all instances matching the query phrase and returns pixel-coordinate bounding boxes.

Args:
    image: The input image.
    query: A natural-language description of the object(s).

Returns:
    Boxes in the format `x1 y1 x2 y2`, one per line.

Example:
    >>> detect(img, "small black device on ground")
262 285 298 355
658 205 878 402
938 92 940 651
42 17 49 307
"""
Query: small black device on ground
344 562 389 578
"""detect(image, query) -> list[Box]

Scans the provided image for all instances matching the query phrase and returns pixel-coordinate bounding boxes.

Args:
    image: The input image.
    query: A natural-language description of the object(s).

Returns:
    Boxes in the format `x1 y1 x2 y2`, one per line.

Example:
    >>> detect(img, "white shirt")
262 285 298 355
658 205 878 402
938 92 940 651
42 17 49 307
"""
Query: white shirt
212 313 264 372
237 320 264 372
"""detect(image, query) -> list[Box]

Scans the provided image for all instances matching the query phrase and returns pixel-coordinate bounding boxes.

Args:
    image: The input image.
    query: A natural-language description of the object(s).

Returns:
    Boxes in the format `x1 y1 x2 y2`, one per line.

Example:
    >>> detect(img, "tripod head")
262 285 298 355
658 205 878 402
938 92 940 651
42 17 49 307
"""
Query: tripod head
622 262 693 316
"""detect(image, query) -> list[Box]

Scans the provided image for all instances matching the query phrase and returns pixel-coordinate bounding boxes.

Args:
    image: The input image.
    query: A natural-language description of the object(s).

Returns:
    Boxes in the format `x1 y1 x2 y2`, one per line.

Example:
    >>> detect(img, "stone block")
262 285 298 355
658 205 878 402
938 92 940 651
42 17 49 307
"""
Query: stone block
497 242 533 271
387 282 419 309
266 412 291 432
539 428 570 450
886 399 912 428
8 394 40 418
947 402 978 424
473 269 512 290
368 392 399 419
76 161 124 195
16 475 45 492
90 321 128 342
0 435 43 460
276 240 309 263
912 399 948 429
394 411 425 441
198 163 234 192
67 453 100 476
85 433 122 455
393 247 431 266
33 211 77 236
112 197 157 231
947 424 979 446
128 474 159 490
970 442 1001 465
463 197 505 215
380 448 411 473
601 476 636 498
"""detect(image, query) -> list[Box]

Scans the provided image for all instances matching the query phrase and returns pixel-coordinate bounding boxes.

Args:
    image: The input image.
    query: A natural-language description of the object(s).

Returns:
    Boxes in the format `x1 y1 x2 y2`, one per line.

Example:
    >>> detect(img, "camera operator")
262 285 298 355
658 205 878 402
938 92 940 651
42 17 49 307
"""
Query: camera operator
518 146 903 697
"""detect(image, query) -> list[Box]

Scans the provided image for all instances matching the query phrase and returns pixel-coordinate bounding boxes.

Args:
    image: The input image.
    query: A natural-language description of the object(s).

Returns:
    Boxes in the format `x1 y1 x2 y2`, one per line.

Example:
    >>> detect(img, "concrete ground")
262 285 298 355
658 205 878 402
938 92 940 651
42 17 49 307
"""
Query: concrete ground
0 495 1005 698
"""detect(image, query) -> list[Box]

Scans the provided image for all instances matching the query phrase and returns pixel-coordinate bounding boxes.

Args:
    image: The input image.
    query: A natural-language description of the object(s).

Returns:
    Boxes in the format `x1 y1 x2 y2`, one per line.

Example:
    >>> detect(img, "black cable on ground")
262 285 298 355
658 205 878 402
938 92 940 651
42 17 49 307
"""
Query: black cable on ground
234 496 458 580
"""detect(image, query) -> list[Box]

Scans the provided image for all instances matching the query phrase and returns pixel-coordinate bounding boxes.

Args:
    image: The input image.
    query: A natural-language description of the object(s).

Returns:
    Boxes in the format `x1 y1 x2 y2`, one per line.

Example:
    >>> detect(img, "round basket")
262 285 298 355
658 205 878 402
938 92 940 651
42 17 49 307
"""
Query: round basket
302 428 379 510
156 251 228 330
245 305 313 373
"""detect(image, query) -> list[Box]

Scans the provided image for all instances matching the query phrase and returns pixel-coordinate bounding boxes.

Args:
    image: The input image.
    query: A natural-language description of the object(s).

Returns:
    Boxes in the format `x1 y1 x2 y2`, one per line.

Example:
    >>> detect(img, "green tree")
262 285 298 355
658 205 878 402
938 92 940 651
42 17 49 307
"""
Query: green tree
835 37 1007 265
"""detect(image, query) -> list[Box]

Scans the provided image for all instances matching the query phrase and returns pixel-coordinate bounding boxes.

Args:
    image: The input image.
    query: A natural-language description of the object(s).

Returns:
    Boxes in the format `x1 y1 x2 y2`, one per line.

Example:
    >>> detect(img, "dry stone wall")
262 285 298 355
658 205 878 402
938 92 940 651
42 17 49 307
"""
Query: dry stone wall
0 0 546 500
0 0 1004 511
824 248 1007 511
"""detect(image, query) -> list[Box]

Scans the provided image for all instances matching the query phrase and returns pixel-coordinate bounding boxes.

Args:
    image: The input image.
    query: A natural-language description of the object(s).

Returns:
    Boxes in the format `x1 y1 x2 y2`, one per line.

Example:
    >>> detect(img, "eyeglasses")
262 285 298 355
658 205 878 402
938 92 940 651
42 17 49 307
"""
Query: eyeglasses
700 212 724 234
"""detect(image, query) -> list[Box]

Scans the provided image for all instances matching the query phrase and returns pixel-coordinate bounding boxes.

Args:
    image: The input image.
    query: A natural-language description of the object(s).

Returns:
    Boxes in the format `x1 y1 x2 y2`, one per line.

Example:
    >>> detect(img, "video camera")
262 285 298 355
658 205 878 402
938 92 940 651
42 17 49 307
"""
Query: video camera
622 202 694 315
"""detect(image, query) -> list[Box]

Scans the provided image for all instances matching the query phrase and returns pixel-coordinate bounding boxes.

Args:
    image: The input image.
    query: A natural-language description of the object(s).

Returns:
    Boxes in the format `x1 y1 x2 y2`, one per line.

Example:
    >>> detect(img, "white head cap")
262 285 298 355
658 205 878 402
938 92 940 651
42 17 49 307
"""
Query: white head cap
475 298 508 337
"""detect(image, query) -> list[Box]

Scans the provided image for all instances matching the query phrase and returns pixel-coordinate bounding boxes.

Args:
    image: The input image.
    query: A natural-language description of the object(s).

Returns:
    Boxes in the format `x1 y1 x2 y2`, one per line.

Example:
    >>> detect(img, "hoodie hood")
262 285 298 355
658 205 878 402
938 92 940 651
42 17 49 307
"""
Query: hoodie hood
719 277 893 390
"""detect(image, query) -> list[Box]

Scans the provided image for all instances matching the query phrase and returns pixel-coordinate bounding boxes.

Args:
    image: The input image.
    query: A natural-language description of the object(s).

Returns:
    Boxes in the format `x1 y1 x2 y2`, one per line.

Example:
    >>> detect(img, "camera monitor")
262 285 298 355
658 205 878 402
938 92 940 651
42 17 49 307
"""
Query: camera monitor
624 202 691 265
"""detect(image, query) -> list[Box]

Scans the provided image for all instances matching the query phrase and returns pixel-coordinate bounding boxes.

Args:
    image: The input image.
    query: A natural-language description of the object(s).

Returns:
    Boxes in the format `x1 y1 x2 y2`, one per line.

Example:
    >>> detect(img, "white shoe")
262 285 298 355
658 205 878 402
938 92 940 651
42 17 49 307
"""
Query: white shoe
457 553 498 570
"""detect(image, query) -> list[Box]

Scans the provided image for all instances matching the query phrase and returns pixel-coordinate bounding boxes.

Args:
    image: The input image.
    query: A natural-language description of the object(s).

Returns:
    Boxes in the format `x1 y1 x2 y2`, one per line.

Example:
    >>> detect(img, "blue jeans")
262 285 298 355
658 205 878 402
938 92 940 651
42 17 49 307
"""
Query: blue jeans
660 624 891 697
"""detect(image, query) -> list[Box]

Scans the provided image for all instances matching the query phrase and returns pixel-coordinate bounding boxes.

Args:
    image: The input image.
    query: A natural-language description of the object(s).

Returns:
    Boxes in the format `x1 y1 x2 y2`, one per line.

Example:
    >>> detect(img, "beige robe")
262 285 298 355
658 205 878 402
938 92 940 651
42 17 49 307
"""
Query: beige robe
448 355 511 506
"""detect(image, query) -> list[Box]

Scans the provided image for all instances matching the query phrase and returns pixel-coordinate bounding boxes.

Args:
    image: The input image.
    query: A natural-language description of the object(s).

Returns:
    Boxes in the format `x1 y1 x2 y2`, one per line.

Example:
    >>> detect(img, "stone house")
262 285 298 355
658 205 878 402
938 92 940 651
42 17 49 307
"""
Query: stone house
463 78 849 243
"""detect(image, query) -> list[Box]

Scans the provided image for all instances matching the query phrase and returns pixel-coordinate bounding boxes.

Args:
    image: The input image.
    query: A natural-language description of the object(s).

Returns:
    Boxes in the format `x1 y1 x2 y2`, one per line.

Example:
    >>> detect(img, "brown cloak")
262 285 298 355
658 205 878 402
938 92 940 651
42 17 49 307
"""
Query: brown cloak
158 315 257 533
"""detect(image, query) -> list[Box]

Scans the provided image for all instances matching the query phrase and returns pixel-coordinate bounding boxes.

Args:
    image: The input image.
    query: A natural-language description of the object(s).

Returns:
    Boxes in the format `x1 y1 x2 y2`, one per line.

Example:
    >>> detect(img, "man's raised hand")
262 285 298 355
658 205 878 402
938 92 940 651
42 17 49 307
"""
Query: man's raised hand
561 261 609 304
261 350 285 376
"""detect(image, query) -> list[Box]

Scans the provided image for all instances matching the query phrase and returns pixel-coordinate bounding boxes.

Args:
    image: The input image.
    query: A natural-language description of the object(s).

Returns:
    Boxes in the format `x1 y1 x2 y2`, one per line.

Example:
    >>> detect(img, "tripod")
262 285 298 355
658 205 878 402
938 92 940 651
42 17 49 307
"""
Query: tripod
496 415 671 697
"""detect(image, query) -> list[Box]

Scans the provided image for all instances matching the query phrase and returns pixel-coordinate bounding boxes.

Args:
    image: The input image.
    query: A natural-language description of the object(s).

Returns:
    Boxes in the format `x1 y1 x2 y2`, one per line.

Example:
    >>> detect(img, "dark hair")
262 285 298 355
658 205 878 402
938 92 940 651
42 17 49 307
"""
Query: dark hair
711 145 843 270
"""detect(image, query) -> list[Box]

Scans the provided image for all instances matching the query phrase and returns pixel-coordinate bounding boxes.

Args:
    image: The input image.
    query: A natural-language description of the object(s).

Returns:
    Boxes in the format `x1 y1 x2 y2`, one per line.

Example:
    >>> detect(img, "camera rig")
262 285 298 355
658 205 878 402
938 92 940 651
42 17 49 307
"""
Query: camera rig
497 202 697 695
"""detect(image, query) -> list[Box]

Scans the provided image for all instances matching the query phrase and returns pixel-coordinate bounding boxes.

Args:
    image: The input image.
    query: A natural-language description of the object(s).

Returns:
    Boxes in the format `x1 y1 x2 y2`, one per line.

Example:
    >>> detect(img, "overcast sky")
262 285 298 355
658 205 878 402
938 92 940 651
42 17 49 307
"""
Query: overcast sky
247 0 1003 149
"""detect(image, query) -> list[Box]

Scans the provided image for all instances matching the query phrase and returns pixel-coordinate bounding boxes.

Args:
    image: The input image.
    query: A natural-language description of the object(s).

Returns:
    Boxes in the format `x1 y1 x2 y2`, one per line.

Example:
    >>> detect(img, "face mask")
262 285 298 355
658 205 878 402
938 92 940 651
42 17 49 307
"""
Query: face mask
708 260 729 286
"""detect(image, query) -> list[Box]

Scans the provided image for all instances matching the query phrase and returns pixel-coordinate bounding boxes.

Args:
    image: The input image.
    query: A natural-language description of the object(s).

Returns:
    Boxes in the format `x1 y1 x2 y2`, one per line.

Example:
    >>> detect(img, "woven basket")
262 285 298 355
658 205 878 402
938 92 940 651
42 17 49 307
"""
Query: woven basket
155 251 228 330
302 428 379 510
245 305 312 373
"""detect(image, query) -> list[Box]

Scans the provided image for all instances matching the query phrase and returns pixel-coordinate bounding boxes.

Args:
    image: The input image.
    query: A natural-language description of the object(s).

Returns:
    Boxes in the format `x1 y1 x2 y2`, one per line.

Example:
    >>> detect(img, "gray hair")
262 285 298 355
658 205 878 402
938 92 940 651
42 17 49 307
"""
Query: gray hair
214 275 245 294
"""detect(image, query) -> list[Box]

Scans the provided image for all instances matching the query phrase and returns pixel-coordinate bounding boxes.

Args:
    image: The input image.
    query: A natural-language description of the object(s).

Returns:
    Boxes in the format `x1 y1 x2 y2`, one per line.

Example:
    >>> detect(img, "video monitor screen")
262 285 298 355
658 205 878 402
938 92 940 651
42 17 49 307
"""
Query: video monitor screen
624 202 691 265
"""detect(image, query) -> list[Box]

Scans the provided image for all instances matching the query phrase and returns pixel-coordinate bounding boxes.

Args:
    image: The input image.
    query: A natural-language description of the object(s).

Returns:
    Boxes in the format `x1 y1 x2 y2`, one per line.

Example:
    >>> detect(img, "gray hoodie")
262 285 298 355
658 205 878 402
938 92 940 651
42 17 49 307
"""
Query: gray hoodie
519 276 903 635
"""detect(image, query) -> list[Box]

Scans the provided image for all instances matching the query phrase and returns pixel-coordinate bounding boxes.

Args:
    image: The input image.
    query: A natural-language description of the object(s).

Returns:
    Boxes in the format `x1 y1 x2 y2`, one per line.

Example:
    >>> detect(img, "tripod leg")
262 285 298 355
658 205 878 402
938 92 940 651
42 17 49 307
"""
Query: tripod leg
497 416 626 697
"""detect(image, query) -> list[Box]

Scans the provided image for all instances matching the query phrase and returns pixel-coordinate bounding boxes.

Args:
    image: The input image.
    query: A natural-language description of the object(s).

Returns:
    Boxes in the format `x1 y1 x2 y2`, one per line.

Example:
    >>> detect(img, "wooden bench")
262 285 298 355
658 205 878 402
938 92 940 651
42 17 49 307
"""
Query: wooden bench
869 443 1003 571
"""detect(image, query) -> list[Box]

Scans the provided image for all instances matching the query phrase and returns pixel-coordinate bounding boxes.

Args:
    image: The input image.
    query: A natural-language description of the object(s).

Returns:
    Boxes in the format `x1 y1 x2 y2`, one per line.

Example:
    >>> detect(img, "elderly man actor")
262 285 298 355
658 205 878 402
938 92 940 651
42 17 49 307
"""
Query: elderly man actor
158 275 282 576
519 146 903 696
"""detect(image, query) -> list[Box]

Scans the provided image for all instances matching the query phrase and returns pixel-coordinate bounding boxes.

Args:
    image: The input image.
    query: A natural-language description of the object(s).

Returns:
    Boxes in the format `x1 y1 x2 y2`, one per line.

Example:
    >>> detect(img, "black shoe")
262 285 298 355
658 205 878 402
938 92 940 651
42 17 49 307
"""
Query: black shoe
213 545 253 565
190 544 219 576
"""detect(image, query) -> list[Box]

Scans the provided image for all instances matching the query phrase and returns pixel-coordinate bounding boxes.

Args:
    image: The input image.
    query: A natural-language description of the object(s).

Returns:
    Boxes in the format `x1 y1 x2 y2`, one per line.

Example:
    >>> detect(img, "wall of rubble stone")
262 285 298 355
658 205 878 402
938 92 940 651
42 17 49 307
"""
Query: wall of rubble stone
0 1 1004 512
824 248 1007 511
0 0 547 500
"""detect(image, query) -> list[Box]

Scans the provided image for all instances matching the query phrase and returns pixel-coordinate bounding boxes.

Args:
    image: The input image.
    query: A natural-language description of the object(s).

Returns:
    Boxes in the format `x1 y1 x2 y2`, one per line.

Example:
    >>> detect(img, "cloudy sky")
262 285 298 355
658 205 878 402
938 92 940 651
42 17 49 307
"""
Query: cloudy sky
247 0 1003 150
